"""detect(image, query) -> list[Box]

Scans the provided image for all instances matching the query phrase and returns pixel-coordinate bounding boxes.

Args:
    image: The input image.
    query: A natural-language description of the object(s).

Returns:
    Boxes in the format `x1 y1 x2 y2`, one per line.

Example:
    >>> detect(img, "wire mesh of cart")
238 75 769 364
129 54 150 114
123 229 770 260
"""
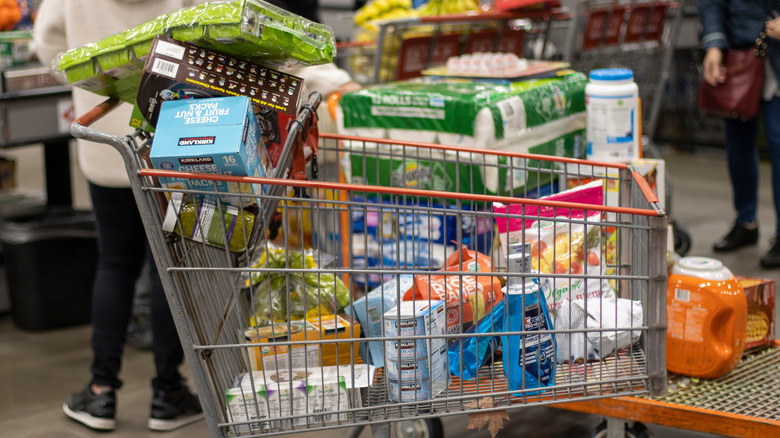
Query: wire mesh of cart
560 0 684 145
71 93 667 437
336 8 570 86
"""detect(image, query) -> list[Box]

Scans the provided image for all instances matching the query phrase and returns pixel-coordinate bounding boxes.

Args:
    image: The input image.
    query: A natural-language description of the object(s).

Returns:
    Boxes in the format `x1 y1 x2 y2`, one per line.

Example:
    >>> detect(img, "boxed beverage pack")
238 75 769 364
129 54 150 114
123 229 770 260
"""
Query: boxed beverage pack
227 364 375 434
243 321 319 371
149 95 271 208
738 277 776 350
305 314 361 366
137 35 304 162
383 300 450 402
346 275 414 368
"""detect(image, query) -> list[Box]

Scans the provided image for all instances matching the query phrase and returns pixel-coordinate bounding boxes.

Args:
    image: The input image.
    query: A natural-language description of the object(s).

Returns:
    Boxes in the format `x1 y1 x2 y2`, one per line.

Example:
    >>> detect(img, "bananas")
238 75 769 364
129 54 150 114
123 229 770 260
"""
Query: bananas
354 0 480 27
417 0 480 16
354 0 415 27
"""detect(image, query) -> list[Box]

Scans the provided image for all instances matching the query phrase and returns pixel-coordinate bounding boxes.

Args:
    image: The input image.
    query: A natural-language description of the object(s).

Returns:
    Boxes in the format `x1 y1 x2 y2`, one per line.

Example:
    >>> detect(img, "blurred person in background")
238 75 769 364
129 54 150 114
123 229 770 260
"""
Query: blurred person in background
34 0 210 432
34 0 358 432
700 0 780 268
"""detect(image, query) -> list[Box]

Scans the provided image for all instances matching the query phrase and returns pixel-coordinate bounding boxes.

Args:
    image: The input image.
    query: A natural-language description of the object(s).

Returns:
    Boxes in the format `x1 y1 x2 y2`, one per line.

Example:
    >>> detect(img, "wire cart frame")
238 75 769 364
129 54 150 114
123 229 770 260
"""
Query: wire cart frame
71 93 667 437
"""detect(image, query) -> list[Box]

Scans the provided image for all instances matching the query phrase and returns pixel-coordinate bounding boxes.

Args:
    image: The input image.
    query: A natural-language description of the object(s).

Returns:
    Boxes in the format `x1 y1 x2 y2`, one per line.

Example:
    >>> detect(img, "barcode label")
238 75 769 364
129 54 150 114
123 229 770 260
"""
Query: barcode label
152 58 179 79
675 288 690 302
154 40 186 60
496 96 526 134
311 408 334 424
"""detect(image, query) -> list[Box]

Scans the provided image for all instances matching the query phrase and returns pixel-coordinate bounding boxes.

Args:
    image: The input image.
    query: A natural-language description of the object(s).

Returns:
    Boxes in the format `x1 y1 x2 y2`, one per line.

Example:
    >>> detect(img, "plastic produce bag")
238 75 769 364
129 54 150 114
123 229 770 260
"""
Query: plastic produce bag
245 243 350 326
494 180 617 314
553 296 643 363
162 193 256 253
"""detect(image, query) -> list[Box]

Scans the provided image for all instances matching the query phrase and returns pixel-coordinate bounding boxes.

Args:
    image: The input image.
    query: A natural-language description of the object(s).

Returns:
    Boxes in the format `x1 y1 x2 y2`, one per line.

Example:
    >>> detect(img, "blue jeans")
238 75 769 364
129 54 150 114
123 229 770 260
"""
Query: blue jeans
724 95 780 236
88 183 184 392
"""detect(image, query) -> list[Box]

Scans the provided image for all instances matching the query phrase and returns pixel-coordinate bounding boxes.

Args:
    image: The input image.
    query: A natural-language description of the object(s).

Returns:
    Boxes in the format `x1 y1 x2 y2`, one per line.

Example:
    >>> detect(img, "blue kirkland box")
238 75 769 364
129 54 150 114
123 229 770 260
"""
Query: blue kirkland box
150 96 273 207
345 274 415 368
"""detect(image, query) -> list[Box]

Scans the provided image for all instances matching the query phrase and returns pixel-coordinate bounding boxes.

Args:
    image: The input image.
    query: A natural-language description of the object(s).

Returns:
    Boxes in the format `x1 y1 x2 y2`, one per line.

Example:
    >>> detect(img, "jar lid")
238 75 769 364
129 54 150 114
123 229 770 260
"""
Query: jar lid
589 68 634 81
671 256 734 281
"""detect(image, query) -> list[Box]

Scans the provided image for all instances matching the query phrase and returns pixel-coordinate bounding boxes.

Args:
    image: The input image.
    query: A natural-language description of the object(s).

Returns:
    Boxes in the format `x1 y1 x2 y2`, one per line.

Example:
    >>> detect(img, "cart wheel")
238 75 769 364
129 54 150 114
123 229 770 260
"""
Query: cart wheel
592 420 653 438
672 221 692 256
395 418 443 438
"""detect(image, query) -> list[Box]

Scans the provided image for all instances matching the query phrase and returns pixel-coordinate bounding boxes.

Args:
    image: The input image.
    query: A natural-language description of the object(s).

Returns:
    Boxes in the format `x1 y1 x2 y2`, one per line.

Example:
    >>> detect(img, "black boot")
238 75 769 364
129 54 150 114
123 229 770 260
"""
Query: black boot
761 239 780 268
713 222 758 252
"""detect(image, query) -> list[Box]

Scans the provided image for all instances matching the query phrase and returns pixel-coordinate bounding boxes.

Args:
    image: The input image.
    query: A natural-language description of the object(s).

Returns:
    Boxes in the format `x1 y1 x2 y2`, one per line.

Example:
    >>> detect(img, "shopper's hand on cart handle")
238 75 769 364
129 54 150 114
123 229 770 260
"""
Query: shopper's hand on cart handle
766 17 780 40
703 47 726 87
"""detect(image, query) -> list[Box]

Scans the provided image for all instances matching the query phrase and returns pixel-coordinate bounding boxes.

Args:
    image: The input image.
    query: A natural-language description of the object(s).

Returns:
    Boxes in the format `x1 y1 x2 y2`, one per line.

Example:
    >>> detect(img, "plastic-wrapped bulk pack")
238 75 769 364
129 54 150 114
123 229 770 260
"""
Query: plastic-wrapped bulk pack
337 73 587 197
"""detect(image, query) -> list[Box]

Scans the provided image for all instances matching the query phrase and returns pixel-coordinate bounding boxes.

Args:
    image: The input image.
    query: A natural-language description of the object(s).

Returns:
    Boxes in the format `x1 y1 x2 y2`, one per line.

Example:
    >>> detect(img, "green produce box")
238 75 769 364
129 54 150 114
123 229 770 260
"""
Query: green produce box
0 30 33 68
56 0 335 103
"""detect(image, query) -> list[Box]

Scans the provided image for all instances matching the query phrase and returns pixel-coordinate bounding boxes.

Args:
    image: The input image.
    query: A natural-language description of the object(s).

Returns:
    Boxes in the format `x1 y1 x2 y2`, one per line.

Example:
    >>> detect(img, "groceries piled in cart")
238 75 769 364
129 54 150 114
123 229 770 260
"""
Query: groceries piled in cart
61 1 666 434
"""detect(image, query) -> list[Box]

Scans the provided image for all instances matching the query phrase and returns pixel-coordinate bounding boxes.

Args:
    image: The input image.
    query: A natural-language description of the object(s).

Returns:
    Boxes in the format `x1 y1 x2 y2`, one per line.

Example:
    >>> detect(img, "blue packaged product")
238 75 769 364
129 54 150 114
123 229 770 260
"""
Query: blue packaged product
448 299 505 381
503 247 556 395
149 95 272 208
345 275 414 368
350 196 493 289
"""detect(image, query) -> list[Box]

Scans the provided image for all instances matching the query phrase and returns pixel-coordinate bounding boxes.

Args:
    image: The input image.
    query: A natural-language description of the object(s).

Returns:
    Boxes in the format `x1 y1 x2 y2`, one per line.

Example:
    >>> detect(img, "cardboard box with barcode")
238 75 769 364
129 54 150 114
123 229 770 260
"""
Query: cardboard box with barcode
561 157 666 212
149 95 272 208
226 364 375 434
136 35 304 165
305 314 361 366
737 277 775 350
243 321 320 372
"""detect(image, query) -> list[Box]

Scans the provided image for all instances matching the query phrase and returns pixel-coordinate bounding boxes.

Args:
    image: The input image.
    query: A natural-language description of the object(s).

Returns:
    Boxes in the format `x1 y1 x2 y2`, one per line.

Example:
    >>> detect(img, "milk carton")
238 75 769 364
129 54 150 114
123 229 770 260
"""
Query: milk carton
346 275 414 367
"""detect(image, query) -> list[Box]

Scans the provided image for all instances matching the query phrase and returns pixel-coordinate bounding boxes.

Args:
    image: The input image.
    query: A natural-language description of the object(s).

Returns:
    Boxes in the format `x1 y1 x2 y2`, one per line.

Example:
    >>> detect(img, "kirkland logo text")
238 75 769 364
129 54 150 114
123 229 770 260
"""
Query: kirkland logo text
178 136 216 146
179 157 214 165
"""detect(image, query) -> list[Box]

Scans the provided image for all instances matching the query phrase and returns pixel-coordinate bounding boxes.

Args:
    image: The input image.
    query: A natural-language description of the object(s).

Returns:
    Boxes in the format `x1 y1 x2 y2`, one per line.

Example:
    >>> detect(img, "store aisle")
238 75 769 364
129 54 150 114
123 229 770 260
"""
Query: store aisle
1 147 772 438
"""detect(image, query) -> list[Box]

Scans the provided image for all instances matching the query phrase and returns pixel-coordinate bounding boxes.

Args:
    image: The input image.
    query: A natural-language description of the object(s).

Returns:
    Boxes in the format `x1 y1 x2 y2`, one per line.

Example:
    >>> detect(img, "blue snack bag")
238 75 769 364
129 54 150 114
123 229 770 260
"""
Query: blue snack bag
448 299 505 381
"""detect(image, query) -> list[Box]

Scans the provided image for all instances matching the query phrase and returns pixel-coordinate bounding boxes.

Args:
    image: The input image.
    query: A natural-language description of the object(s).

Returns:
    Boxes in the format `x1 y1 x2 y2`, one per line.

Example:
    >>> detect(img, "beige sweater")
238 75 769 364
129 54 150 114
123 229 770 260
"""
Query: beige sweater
34 0 351 188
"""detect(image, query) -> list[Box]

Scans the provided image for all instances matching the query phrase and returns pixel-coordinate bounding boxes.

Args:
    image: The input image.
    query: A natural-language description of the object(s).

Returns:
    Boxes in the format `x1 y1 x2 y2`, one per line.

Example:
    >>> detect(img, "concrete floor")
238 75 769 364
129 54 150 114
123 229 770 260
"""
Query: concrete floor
1 143 776 437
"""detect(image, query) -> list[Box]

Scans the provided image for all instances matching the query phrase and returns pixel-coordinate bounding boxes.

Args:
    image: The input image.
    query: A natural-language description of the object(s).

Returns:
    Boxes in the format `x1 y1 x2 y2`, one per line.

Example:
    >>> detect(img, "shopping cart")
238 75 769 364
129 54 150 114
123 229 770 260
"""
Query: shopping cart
71 93 667 438
336 8 571 86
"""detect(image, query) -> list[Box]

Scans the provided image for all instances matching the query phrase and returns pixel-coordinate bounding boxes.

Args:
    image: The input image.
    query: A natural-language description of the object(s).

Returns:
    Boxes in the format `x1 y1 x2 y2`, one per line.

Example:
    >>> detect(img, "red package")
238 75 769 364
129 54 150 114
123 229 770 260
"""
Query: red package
404 246 503 333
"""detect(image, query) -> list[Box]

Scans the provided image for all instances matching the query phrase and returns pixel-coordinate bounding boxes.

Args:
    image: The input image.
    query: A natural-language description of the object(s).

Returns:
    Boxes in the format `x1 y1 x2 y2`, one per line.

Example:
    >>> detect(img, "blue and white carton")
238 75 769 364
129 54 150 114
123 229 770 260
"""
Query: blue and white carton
149 96 273 208
346 275 414 368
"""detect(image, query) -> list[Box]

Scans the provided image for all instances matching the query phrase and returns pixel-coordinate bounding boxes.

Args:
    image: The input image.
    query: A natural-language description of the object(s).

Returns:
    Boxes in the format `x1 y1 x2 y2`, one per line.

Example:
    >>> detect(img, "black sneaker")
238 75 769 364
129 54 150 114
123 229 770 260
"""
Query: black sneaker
148 385 204 431
62 385 117 431
761 239 780 268
713 222 759 252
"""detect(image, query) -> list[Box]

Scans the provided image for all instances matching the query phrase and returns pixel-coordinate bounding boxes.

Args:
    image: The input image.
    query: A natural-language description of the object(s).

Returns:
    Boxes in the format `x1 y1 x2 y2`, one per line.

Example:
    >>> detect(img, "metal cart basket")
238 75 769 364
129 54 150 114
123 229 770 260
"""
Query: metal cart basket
71 94 667 437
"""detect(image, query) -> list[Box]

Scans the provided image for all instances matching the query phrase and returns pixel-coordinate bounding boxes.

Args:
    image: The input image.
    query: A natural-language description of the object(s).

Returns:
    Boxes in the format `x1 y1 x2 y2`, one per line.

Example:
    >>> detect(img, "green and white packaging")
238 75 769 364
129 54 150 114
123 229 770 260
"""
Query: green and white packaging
226 365 375 433
337 74 587 197
55 0 335 103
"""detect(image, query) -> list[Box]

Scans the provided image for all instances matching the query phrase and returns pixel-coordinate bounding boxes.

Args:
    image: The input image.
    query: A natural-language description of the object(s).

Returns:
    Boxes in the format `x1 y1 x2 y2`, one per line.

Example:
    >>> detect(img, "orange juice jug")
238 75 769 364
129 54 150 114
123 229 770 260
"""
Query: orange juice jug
666 257 747 379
